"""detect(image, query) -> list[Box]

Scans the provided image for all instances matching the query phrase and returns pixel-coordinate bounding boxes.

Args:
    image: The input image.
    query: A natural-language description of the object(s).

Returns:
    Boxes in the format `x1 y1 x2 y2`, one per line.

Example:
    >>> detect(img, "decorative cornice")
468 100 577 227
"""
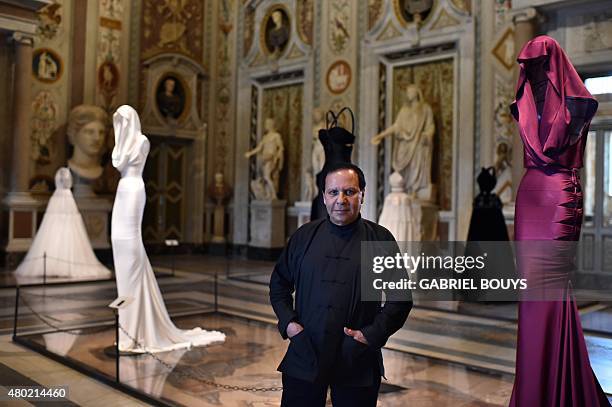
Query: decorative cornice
12 31 33 45
510 7 538 24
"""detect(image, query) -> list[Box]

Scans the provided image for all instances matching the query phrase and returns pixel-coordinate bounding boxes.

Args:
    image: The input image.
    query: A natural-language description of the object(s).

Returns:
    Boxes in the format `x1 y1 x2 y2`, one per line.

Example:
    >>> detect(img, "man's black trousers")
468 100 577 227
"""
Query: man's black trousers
280 373 381 407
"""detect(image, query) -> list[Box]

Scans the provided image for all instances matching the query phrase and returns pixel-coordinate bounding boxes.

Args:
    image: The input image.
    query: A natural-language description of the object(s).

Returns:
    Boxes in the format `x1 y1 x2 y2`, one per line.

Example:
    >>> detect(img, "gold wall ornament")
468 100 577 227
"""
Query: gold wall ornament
328 0 351 54
37 1 62 40
430 8 460 30
368 0 385 31
243 6 255 57
31 91 59 165
492 28 516 71
140 0 204 61
449 0 470 14
297 0 314 45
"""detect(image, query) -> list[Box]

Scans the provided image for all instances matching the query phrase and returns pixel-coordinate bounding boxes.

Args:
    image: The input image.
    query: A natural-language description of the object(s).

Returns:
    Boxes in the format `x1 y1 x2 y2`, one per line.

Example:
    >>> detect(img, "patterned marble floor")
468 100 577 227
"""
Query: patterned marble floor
14 313 516 406
1 253 611 405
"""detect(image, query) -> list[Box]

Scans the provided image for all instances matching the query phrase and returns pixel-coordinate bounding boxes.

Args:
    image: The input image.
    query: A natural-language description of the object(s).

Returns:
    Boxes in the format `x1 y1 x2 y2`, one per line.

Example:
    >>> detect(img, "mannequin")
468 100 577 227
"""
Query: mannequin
111 105 225 352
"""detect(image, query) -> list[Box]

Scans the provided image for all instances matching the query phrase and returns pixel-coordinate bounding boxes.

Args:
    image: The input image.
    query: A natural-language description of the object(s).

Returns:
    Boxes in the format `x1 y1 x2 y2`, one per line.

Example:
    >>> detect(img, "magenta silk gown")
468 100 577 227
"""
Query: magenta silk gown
509 36 609 406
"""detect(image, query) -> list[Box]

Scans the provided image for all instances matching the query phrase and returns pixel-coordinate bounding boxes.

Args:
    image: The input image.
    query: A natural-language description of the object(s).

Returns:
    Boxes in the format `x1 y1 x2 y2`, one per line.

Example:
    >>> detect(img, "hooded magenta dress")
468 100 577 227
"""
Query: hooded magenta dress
509 36 609 406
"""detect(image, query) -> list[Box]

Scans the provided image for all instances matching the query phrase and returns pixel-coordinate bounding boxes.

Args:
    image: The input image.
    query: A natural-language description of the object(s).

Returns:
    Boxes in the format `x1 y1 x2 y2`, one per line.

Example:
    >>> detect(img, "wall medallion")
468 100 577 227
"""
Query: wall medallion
32 48 62 83
326 60 352 95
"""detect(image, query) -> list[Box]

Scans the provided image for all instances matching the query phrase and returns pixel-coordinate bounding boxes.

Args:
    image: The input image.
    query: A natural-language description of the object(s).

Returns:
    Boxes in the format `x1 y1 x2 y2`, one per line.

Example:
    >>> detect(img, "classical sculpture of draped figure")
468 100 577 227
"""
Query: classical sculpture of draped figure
509 36 609 407
371 84 435 201
111 105 225 353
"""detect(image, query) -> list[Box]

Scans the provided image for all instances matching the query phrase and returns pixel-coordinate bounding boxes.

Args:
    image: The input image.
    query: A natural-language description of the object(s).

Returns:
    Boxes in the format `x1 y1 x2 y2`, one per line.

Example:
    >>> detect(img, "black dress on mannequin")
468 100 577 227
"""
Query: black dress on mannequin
467 167 509 241
310 108 356 221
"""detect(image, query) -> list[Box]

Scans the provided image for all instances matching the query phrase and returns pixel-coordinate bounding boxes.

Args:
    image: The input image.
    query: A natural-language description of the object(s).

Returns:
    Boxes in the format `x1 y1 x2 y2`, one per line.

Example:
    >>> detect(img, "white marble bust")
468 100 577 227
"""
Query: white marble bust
67 105 108 181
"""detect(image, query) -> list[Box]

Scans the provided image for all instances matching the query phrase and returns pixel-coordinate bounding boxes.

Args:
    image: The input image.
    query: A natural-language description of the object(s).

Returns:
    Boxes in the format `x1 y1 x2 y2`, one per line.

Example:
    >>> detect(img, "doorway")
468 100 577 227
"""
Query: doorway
142 137 188 243
582 124 612 274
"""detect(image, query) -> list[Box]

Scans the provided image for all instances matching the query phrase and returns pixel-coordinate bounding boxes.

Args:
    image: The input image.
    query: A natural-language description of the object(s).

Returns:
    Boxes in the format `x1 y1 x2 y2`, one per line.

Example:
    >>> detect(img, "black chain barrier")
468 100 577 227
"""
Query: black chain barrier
19 254 108 267
117 323 283 393
18 294 112 336
16 293 282 393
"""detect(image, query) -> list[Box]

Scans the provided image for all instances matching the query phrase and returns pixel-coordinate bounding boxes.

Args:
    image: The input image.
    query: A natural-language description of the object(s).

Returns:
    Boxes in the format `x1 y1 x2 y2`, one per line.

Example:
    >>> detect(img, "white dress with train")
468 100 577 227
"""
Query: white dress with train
14 168 111 279
111 105 225 353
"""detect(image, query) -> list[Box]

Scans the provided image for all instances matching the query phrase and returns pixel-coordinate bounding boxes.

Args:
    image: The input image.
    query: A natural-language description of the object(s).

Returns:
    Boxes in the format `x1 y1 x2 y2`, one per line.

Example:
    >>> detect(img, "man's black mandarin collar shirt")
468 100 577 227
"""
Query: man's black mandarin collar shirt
269 216 412 385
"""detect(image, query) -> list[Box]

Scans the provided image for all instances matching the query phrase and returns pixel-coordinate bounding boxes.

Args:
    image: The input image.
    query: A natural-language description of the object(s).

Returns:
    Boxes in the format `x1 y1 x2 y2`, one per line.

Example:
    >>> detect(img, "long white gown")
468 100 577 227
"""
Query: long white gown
111 105 225 353
14 168 111 279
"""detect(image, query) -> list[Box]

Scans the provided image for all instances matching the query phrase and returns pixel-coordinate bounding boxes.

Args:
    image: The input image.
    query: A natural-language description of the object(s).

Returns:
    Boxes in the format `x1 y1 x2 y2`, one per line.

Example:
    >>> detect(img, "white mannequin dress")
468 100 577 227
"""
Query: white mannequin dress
14 168 111 279
111 105 225 353
378 171 416 242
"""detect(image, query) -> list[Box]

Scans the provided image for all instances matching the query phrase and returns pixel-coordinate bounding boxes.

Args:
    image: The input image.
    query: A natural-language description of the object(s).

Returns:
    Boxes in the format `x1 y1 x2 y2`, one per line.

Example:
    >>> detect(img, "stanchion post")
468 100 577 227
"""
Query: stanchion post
13 286 20 340
214 271 218 313
115 310 120 383
43 252 47 286
171 247 175 277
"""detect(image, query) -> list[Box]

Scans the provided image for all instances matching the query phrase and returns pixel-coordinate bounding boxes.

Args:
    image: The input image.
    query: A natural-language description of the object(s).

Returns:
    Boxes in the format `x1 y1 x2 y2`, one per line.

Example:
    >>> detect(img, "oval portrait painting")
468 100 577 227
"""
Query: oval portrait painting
262 6 290 57
156 74 186 120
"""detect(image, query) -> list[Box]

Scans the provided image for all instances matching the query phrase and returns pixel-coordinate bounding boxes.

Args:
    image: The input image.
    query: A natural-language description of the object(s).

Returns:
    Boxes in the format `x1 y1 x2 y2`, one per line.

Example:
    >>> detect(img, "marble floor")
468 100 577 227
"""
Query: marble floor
13 313 516 406
1 253 611 406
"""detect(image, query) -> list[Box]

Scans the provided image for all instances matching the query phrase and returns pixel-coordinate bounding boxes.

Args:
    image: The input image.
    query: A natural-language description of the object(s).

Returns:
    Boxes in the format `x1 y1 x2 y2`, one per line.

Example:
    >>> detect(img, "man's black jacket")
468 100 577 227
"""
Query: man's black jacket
269 217 412 386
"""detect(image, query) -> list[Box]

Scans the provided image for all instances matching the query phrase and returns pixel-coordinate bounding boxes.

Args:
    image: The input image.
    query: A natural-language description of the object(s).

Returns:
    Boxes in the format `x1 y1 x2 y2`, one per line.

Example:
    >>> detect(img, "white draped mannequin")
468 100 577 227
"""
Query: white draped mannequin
14 168 111 279
378 172 417 242
111 105 225 353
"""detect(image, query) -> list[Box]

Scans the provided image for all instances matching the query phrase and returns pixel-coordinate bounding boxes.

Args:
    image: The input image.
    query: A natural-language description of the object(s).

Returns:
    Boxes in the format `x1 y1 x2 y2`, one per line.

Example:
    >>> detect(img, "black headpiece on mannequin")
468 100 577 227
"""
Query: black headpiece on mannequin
310 107 357 221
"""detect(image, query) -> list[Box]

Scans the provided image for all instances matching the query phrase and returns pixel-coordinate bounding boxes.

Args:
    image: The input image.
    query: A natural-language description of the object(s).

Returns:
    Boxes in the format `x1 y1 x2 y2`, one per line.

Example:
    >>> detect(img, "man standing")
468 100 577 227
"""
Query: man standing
270 163 412 406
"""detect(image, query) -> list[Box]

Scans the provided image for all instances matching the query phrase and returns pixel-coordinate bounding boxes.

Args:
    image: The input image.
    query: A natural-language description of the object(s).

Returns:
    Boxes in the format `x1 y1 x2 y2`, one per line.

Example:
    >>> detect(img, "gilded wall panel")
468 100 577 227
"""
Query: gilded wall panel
140 0 204 61
368 0 385 31
297 0 314 45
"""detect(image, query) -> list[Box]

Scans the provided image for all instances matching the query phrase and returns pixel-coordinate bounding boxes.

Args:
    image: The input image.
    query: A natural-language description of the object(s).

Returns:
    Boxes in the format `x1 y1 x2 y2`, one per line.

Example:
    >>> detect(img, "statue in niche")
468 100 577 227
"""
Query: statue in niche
245 118 284 200
264 8 290 57
67 105 107 182
305 108 325 201
371 84 436 202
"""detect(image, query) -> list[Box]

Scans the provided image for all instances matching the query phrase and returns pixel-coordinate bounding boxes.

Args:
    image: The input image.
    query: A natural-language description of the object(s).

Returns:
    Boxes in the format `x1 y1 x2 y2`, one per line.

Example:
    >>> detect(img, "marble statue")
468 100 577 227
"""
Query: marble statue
67 105 107 181
111 104 225 352
245 118 284 200
305 108 325 201
371 84 435 202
